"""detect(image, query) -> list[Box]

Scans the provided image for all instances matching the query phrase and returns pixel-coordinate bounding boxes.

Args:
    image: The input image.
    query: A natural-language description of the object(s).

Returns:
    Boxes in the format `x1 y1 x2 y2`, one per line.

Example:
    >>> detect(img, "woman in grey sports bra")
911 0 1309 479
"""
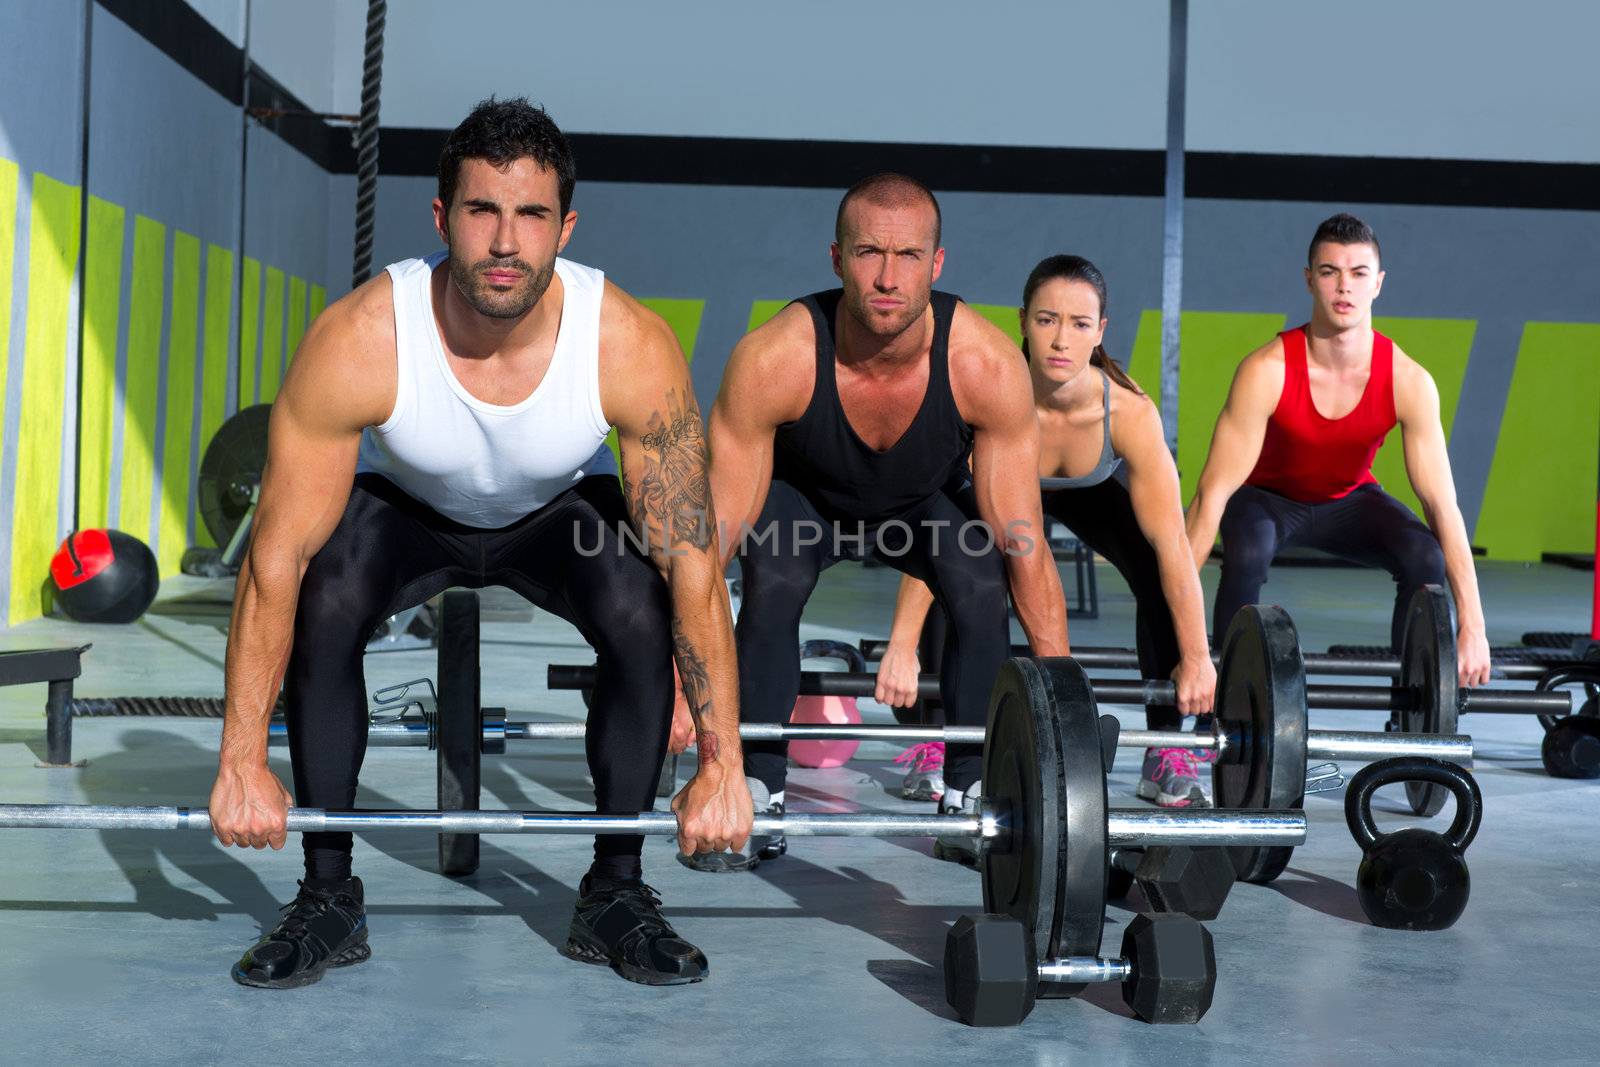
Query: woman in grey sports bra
879 255 1219 809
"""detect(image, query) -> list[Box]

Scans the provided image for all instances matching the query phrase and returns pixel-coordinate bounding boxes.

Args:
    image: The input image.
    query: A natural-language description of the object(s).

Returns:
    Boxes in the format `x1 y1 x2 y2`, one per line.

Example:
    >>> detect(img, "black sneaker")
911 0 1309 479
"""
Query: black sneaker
678 777 786 873
559 875 708 986
231 877 370 989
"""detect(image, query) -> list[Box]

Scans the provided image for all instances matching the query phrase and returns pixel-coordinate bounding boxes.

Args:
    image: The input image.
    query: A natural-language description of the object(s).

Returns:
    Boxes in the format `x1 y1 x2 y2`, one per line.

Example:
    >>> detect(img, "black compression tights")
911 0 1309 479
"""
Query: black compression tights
735 479 1010 794
1214 483 1447 651
285 474 673 882
1042 479 1185 731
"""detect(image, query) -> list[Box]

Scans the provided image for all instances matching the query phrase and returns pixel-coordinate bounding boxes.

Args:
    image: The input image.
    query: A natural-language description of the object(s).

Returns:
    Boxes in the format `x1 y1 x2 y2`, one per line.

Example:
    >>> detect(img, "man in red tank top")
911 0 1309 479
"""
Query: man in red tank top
1185 214 1491 686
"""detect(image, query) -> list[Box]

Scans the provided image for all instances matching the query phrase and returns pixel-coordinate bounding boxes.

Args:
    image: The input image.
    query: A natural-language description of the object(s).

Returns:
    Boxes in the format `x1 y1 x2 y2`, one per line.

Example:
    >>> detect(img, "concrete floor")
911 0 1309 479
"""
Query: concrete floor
0 560 1594 1064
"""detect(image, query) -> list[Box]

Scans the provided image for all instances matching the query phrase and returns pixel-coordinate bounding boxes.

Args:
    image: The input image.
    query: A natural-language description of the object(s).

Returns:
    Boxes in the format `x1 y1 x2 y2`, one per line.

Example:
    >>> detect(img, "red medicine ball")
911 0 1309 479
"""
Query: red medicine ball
49 529 160 623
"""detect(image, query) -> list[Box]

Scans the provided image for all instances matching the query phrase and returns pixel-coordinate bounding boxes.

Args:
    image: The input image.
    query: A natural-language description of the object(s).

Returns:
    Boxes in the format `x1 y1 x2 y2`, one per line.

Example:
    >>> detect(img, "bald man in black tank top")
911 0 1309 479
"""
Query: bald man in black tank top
689 174 1070 870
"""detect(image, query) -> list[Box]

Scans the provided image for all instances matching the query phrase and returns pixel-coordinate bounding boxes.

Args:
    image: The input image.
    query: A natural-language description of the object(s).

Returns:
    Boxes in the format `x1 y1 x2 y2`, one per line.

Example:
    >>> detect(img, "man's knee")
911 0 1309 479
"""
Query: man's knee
738 551 821 618
1393 528 1446 588
587 562 672 662
1219 532 1274 584
931 555 1008 634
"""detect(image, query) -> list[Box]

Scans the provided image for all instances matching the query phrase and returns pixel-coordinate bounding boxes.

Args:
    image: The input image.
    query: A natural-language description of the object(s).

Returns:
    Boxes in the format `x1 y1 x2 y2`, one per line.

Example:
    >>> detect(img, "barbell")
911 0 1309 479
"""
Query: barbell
0 654 1303 1026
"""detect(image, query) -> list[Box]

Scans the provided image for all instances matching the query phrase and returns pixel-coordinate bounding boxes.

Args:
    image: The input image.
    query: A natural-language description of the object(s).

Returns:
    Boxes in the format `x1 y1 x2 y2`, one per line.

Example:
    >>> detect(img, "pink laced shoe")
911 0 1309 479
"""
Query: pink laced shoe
893 742 945 801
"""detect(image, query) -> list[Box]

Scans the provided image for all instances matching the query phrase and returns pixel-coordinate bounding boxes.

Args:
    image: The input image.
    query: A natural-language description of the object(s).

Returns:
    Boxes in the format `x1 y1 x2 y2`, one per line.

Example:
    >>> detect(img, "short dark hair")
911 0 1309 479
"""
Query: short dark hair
1308 212 1380 267
436 97 576 215
835 173 942 248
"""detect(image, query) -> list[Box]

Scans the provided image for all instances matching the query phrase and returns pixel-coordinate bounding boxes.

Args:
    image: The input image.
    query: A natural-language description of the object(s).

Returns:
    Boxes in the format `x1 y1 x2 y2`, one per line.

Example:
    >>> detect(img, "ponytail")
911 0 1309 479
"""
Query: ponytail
1090 345 1144 397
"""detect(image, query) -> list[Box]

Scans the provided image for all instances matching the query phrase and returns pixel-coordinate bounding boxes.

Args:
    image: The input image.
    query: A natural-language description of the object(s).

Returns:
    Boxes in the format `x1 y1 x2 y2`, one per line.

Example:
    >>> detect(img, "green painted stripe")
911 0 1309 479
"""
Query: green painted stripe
0 158 17 512
1476 323 1600 560
10 174 81 624
968 302 1023 345
1125 311 1288 500
638 297 705 363
1125 308 1164 396
238 256 261 406
118 215 166 550
76 195 126 532
285 274 307 372
0 157 17 616
606 298 707 470
309 282 326 323
195 244 233 547
258 266 285 402
157 231 201 576
1368 317 1475 518
747 299 788 331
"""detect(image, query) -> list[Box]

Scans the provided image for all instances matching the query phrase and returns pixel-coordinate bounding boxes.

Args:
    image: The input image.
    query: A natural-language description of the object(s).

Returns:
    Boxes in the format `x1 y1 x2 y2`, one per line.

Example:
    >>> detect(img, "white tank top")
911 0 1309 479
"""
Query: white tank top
357 251 617 527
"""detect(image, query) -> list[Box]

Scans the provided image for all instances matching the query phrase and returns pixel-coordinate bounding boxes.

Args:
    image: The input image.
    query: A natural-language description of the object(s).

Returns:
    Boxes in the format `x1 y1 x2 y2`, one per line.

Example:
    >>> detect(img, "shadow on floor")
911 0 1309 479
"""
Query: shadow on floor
1261 865 1369 925
55 728 580 953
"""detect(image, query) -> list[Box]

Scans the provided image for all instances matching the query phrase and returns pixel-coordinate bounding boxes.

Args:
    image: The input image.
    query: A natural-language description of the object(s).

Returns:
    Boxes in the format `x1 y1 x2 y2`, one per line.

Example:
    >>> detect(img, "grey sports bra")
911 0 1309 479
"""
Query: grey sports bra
1038 372 1126 492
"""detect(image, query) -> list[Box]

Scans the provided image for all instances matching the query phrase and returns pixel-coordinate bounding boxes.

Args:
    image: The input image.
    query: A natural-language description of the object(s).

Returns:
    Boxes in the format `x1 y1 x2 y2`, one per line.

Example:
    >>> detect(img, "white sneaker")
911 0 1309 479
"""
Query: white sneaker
933 780 981 867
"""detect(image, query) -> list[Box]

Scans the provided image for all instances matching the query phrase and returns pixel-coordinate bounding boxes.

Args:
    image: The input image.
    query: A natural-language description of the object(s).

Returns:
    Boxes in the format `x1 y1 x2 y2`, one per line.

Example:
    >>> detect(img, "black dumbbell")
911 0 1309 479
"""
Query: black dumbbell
1105 847 1237 921
1344 757 1482 931
944 912 1216 1026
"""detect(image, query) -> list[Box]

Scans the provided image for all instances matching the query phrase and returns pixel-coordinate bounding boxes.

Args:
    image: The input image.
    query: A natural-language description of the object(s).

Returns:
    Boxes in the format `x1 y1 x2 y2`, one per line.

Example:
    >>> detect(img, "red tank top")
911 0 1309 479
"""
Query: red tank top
1244 325 1396 503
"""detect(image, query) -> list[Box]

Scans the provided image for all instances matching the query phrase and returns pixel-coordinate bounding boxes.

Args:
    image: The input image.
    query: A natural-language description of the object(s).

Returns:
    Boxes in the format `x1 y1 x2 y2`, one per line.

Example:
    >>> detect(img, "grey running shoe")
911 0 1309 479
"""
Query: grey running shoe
894 742 946 802
1136 748 1211 808
677 776 786 873
932 781 981 867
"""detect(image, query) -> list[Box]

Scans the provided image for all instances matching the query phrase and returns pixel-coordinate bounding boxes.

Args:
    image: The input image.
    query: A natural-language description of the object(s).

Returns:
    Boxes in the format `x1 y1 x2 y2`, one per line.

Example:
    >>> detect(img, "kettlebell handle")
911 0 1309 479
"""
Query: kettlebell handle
799 639 868 674
1345 756 1482 854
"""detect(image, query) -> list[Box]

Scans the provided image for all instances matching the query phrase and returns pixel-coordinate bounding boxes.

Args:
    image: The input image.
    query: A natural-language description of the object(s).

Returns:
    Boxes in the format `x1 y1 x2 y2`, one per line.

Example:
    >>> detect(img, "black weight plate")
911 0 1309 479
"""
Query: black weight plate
1038 660 1111 999
982 658 1107 1000
1399 586 1457 816
1212 605 1306 884
437 591 482 875
980 659 1059 969
197 404 271 547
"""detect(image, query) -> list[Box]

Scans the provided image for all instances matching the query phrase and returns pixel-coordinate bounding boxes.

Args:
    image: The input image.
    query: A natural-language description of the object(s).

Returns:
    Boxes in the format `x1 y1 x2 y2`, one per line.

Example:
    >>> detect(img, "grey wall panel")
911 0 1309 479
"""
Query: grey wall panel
241 125 335 285
374 0 1170 149
1188 0 1600 163
0 2 88 174
88 9 242 253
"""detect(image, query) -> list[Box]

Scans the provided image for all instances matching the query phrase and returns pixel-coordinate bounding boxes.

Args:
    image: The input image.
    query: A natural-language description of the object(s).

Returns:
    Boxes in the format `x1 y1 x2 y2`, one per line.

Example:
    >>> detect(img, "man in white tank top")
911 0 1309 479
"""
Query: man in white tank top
204 99 750 990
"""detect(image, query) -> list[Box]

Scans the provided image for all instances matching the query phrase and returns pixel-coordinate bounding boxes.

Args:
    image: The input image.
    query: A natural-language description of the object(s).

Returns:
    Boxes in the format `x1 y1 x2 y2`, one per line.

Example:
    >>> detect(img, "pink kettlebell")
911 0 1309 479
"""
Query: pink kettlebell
789 640 867 768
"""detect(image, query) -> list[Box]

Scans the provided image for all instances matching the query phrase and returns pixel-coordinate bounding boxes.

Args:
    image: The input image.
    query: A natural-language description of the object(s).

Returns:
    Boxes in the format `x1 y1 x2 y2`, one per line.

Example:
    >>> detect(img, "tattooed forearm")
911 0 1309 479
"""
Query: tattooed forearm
673 620 714 726
629 387 715 554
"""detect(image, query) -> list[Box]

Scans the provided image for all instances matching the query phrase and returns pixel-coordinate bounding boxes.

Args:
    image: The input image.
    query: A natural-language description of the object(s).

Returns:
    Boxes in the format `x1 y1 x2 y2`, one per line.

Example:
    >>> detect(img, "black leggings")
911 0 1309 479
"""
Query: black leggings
1043 479 1183 731
286 473 673 882
1213 483 1447 650
736 480 1009 794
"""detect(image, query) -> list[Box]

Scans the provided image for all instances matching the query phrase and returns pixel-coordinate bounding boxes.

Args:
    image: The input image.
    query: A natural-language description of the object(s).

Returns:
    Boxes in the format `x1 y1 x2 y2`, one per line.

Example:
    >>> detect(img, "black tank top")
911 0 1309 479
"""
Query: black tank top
772 289 974 522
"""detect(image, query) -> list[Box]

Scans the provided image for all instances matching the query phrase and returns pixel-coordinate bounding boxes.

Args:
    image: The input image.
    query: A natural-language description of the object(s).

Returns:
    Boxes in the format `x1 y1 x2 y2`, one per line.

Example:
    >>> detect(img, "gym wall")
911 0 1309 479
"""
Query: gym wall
0 0 1595 628
0 1 337 625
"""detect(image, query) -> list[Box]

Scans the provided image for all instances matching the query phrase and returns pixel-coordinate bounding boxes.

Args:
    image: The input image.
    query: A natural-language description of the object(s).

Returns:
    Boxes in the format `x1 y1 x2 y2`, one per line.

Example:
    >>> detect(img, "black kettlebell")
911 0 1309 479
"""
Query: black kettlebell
1344 756 1482 931
799 639 869 674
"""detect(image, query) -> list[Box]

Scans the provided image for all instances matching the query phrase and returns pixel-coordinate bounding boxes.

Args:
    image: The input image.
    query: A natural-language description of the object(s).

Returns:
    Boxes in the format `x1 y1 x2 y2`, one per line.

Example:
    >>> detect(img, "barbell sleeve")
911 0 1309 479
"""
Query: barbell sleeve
1460 689 1572 714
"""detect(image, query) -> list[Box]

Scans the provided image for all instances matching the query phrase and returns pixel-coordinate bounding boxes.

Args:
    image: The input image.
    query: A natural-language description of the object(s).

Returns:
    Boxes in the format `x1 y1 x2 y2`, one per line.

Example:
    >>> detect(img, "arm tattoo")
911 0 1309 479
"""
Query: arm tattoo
628 387 715 554
673 620 713 728
696 730 720 765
